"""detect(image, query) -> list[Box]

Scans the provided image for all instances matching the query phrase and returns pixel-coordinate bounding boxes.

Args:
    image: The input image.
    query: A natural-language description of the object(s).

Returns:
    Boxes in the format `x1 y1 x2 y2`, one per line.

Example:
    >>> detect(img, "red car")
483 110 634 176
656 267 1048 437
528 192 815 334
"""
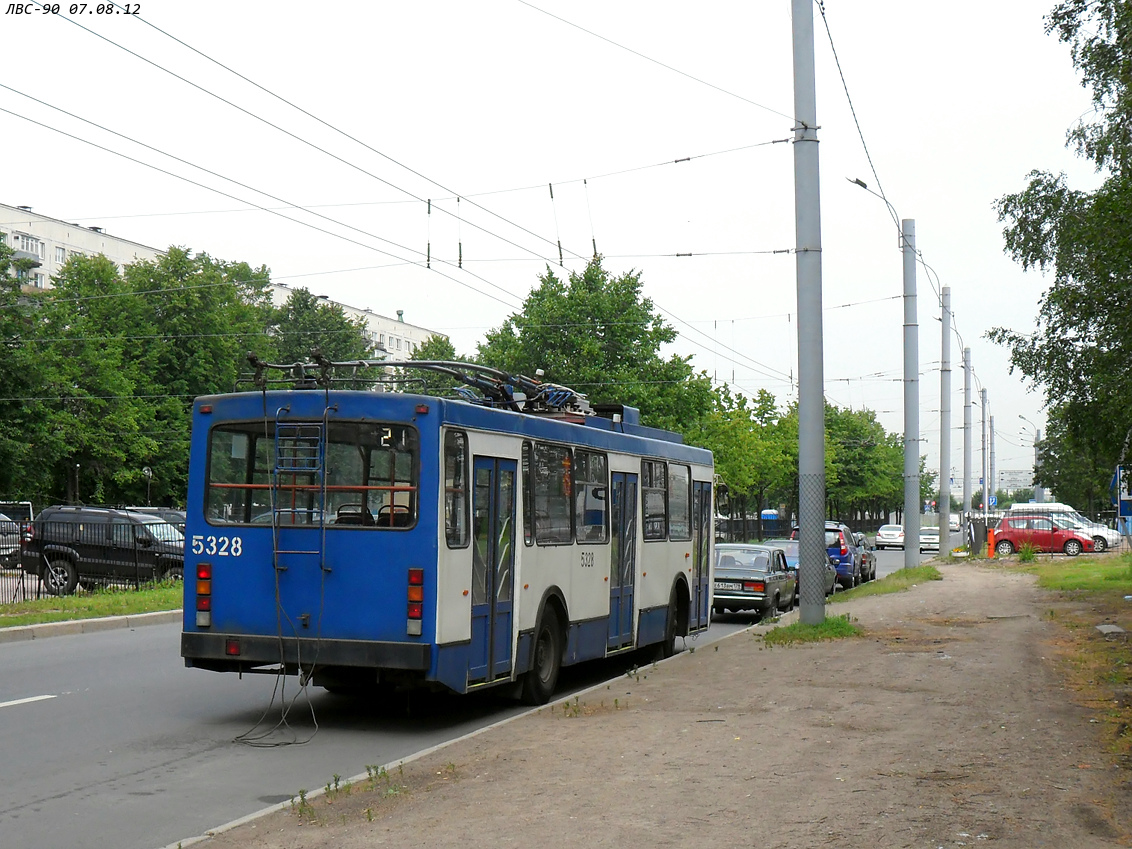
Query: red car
994 514 1095 557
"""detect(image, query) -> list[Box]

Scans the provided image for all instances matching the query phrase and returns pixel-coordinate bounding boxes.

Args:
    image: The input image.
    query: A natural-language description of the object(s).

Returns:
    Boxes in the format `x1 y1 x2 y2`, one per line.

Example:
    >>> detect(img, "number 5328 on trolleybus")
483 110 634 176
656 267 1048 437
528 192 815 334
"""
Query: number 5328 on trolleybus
180 357 714 704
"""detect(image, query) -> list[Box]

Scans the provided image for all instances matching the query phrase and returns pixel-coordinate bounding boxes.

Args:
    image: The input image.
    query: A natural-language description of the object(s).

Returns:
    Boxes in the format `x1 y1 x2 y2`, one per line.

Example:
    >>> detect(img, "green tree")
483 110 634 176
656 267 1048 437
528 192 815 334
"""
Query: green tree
405 334 466 396
121 248 274 505
36 254 154 504
992 1 1132 499
267 287 373 365
477 257 714 436
0 238 52 502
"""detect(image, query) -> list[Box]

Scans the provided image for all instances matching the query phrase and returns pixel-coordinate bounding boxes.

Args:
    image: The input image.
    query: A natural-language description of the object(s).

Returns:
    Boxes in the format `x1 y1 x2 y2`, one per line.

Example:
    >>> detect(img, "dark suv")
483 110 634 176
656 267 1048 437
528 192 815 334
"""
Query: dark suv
790 521 862 589
21 505 185 595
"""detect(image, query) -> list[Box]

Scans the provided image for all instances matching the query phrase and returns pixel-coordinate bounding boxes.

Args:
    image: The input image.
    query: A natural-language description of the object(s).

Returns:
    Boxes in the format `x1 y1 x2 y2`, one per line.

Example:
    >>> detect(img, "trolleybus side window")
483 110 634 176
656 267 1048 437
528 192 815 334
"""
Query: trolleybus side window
521 441 534 547
205 421 419 528
573 449 608 543
641 459 668 541
444 430 469 547
668 463 691 540
531 442 573 545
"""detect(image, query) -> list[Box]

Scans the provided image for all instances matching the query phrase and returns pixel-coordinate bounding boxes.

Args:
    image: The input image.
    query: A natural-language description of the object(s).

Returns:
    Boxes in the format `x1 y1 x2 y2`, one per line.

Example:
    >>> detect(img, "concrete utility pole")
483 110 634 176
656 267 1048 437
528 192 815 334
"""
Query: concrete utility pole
963 348 973 529
792 0 826 625
1034 428 1044 502
981 388 989 520
939 286 951 554
989 415 997 510
903 220 920 570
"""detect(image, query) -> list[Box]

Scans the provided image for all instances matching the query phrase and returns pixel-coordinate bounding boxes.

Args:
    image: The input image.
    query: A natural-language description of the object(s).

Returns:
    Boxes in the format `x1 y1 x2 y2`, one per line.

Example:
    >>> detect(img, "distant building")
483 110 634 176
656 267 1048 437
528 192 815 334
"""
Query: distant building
0 202 164 291
0 202 447 358
268 282 445 357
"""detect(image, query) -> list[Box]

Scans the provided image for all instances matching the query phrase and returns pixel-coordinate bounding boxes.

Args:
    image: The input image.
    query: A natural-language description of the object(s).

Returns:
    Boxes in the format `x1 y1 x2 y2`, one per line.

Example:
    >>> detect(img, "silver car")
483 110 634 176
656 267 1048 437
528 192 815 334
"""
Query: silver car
876 524 905 550
919 526 940 553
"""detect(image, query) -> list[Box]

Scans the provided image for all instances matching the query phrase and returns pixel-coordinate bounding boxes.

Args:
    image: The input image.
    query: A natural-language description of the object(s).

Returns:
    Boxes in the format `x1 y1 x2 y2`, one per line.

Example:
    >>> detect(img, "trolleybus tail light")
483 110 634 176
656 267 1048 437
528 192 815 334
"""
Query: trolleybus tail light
196 562 212 628
199 404 213 414
407 567 424 636
225 638 241 656
415 404 429 414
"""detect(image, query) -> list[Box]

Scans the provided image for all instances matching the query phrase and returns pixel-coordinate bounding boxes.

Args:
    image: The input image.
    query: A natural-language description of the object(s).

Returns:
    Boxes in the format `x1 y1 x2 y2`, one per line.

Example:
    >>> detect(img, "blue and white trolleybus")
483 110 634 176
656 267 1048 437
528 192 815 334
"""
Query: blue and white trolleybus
180 358 714 704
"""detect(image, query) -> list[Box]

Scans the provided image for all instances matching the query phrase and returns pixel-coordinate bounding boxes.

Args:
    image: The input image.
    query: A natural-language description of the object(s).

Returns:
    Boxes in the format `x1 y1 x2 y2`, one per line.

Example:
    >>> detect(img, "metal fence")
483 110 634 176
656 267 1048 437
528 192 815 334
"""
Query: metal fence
1 518 183 604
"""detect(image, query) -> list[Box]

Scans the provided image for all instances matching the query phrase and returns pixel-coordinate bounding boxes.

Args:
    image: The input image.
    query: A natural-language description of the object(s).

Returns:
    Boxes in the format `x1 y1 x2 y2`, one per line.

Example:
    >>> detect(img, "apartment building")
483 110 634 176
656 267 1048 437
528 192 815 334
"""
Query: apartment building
0 202 165 291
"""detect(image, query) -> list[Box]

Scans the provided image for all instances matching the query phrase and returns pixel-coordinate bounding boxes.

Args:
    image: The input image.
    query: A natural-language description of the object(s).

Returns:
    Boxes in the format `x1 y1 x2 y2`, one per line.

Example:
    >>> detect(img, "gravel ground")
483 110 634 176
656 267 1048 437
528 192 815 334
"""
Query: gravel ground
192 561 1132 849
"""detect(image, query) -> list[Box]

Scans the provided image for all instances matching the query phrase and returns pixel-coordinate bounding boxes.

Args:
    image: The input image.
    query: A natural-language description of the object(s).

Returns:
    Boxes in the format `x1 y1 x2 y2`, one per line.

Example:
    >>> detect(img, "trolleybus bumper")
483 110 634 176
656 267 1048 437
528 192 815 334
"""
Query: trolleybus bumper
181 632 430 673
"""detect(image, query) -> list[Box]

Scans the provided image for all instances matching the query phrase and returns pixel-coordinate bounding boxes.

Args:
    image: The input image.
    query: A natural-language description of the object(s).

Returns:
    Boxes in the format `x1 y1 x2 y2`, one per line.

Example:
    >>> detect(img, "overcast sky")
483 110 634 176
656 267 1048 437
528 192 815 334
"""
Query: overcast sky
2 1 1100 488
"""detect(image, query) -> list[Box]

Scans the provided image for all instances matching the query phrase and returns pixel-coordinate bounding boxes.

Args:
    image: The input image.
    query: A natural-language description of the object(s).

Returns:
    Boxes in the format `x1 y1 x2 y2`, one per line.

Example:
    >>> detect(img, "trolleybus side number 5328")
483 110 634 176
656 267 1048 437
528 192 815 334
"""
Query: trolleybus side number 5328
191 535 243 556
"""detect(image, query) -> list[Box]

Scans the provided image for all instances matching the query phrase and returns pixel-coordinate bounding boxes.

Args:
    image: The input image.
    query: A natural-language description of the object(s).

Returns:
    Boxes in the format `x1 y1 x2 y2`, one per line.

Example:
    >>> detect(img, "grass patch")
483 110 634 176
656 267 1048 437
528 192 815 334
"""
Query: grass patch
1018 551 1132 594
831 564 942 602
763 612 862 646
0 580 182 628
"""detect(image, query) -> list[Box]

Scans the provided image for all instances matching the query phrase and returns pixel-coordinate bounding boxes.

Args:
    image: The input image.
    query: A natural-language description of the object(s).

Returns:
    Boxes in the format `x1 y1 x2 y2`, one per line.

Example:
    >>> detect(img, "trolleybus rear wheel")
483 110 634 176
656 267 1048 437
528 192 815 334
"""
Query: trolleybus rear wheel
521 606 562 706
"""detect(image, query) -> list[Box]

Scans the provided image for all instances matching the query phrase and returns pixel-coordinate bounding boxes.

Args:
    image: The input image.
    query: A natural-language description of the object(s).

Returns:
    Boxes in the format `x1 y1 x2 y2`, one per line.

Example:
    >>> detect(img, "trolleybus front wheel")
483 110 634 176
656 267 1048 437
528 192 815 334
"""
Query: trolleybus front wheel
521 606 562 706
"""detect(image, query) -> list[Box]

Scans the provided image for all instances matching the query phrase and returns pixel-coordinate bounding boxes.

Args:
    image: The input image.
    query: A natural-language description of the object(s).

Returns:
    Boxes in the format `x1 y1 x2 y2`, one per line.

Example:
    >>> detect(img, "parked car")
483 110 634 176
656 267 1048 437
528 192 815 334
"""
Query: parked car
855 533 877 581
762 538 838 600
0 512 20 567
993 514 1094 557
124 506 186 532
21 505 185 595
790 522 861 590
875 524 905 550
1006 502 1120 553
919 526 941 553
713 543 796 618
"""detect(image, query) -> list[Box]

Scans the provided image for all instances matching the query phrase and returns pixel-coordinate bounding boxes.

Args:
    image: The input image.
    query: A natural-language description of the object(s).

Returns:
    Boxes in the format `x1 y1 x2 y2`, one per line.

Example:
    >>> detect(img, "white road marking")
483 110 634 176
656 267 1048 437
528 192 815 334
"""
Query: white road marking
0 694 56 709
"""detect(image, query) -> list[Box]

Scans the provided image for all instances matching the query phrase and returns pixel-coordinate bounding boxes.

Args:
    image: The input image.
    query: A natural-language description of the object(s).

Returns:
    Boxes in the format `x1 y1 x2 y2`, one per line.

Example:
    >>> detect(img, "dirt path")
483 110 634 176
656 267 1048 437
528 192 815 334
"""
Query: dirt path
195 562 1131 848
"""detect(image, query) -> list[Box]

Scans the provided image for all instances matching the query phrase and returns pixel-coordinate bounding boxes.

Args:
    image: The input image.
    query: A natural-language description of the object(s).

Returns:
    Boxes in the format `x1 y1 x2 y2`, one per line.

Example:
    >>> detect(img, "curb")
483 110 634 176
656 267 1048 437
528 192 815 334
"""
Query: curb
0 609 182 644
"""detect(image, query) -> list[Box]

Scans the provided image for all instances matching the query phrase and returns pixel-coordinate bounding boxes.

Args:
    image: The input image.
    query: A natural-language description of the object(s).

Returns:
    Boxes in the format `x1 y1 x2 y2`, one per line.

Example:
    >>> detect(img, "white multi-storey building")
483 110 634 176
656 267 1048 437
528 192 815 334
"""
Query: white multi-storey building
0 202 165 290
0 202 447 356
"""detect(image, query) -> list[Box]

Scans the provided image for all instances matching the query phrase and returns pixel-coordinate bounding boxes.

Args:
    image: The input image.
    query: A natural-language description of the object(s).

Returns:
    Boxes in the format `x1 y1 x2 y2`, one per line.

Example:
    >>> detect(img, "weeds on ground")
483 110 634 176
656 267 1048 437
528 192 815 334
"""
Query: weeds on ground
762 612 862 647
831 564 942 602
1018 541 1039 562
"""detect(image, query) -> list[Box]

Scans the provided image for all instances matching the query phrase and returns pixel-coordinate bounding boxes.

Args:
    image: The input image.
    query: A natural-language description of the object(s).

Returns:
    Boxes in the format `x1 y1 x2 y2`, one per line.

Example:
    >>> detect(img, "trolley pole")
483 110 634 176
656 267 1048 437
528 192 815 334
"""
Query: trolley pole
792 0 826 625
903 219 920 570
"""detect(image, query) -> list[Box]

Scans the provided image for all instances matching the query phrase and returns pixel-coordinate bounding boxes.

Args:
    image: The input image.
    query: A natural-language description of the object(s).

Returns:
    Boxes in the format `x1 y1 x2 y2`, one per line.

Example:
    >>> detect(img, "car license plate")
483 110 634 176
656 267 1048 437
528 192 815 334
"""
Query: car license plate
715 581 742 591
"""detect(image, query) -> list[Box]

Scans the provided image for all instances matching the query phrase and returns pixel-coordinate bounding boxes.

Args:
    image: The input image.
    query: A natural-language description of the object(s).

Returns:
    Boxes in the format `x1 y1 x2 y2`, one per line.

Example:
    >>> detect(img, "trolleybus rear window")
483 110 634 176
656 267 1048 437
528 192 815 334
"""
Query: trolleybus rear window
206 421 419 528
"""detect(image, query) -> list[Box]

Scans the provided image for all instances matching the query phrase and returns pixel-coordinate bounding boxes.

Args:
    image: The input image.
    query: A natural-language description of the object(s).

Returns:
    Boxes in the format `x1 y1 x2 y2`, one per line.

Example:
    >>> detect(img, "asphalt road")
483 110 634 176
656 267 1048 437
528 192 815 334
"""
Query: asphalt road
0 615 748 849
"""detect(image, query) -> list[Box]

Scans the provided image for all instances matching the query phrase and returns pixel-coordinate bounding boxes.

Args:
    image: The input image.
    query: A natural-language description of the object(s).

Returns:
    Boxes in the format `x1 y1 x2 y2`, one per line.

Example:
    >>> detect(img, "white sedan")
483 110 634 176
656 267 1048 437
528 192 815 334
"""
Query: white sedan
875 524 905 550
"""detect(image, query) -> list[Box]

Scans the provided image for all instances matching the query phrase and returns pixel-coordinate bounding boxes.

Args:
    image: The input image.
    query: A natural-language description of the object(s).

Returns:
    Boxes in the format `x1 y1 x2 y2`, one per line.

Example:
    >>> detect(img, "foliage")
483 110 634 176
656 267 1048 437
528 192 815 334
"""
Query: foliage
406 334 465 396
0 246 373 506
476 257 714 435
991 2 1132 504
266 286 373 366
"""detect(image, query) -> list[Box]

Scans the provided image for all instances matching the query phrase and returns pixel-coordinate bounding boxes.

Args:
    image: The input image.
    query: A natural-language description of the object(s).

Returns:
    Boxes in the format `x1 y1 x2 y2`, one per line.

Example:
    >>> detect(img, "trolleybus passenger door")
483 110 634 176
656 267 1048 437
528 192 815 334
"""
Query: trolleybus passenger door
690 480 712 630
608 472 637 649
469 457 516 683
